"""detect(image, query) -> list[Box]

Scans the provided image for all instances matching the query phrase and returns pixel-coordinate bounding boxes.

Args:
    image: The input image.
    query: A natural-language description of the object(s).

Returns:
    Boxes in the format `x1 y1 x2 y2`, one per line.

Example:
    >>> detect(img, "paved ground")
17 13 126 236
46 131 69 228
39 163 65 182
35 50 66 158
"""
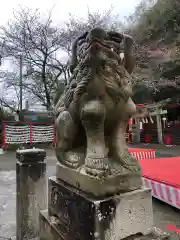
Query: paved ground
130 143 180 157
0 146 180 239
0 149 57 171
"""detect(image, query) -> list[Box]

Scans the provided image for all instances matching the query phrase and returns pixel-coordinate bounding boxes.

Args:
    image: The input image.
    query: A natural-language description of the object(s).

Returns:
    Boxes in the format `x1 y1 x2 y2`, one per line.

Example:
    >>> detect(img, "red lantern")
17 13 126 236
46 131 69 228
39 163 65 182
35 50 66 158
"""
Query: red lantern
144 134 150 143
164 135 171 145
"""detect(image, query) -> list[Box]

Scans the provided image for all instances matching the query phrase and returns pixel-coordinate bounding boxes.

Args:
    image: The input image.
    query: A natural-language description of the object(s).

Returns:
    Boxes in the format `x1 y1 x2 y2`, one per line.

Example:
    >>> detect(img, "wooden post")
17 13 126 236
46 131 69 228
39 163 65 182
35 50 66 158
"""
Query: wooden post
2 121 6 151
156 108 163 144
136 118 141 143
16 148 47 240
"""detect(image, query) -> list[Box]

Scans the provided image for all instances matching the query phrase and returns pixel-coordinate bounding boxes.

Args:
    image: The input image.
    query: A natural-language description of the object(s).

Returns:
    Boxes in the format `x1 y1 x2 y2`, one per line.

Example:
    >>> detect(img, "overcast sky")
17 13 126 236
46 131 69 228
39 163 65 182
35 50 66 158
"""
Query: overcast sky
0 0 142 109
0 0 142 71
0 0 142 25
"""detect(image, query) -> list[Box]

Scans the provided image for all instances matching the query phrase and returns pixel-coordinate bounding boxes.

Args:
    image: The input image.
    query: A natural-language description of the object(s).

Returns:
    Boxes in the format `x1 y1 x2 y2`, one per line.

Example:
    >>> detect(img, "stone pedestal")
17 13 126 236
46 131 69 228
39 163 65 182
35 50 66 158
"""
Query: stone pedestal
39 176 170 240
16 148 47 240
56 162 142 196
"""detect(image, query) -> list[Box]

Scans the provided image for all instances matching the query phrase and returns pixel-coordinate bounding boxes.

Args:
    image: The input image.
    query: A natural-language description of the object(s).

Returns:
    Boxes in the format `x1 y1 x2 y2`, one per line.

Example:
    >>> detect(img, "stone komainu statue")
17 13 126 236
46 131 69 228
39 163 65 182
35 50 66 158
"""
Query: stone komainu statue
54 28 141 178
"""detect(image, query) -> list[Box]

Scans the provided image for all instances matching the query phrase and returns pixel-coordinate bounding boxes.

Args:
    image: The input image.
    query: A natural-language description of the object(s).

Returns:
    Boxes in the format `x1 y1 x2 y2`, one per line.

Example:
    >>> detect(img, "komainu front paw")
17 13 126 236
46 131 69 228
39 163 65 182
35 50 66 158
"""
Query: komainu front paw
56 149 85 169
84 156 111 177
117 151 141 173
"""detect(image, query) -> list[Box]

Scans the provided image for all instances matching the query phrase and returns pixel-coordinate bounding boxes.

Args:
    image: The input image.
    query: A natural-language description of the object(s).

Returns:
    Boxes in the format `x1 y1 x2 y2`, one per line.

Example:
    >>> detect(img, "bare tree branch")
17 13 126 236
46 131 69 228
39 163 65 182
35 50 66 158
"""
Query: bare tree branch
0 6 65 109
0 6 124 109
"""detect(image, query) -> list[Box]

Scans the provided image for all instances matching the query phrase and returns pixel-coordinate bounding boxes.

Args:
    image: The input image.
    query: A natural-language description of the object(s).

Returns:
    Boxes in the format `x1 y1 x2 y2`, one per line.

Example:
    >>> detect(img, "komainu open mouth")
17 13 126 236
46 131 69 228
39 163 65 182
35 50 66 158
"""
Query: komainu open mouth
86 37 123 63
69 28 128 73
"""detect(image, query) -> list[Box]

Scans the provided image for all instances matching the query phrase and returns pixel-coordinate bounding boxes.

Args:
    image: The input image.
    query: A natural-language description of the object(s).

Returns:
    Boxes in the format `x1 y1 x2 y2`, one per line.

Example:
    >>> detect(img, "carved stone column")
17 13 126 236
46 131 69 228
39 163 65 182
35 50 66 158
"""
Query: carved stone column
16 148 47 240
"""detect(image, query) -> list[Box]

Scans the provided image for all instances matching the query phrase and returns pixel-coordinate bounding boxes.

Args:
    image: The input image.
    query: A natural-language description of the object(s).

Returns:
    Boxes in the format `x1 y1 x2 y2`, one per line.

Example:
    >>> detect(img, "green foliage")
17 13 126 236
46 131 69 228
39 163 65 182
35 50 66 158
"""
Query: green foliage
132 83 153 104
161 59 180 78
127 0 180 102
133 0 180 43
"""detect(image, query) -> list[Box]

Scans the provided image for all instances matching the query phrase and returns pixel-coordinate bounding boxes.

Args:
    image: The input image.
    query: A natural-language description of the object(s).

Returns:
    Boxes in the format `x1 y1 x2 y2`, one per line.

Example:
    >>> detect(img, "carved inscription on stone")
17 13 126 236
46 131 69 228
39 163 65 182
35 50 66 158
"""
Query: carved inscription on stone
51 186 71 227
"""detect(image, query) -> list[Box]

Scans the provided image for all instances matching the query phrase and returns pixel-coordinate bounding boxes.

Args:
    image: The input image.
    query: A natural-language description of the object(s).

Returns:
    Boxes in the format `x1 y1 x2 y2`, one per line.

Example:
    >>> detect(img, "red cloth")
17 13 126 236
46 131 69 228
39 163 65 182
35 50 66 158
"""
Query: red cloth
136 104 145 106
140 157 180 189
128 118 133 125
144 134 150 143
164 135 171 145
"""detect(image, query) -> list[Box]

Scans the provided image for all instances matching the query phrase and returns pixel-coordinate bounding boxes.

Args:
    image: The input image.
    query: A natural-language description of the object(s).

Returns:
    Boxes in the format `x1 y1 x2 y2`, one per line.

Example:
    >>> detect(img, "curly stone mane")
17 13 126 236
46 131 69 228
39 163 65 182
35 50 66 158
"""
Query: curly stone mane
54 29 133 115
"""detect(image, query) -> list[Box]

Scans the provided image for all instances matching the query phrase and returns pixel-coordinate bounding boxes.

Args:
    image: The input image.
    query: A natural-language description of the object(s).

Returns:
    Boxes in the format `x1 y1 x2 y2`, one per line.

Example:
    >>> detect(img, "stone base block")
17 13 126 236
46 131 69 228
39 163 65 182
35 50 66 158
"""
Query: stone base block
56 162 142 197
40 210 63 240
40 210 170 239
46 176 155 239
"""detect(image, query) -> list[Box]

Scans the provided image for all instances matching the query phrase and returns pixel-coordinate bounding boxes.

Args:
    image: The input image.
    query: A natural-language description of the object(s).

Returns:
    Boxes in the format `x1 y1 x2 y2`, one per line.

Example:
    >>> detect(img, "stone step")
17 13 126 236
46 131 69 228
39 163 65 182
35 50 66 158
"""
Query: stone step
40 210 170 240
39 210 63 240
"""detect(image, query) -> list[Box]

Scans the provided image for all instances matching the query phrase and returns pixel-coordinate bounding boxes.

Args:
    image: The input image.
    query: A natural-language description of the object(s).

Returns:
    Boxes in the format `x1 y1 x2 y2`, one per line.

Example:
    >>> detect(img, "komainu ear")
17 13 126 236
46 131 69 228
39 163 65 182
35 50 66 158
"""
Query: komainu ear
108 31 124 43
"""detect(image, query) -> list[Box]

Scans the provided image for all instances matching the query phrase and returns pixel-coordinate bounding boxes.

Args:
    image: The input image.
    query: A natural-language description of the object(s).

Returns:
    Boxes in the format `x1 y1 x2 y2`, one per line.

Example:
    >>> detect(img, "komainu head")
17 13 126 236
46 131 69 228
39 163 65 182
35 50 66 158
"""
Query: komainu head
69 28 126 74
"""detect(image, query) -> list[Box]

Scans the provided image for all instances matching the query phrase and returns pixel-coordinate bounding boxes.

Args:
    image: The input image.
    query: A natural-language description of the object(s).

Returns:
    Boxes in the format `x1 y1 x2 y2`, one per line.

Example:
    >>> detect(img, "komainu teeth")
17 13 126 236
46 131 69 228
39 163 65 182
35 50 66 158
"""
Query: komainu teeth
119 52 124 60
111 48 114 52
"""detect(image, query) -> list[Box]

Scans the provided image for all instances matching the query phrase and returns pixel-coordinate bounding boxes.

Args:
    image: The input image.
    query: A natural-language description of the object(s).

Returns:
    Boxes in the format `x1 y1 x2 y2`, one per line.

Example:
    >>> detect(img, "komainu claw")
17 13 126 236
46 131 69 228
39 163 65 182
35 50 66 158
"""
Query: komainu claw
84 157 111 177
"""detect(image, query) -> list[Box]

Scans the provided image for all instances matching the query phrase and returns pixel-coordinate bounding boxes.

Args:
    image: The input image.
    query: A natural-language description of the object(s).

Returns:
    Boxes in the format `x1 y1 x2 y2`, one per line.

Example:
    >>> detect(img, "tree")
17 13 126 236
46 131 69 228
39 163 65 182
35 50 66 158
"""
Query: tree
60 8 123 54
0 6 124 110
0 68 20 112
123 0 180 103
0 6 67 110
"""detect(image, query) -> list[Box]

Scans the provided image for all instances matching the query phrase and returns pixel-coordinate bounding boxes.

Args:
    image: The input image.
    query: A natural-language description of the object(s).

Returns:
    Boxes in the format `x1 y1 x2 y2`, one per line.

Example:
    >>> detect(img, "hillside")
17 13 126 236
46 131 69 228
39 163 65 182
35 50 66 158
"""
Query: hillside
130 0 180 103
